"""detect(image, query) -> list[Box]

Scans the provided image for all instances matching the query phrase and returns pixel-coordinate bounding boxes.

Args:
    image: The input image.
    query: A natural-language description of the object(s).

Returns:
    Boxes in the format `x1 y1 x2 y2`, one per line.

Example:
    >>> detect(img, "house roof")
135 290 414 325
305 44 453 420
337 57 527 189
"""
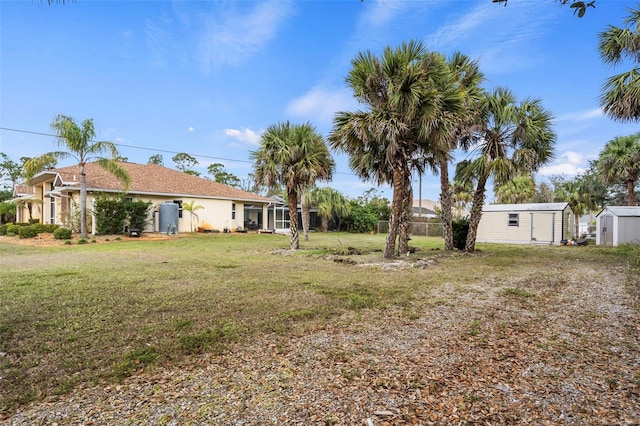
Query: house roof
482 202 570 212
413 199 440 211
39 162 273 203
13 185 34 197
412 206 436 216
596 206 640 217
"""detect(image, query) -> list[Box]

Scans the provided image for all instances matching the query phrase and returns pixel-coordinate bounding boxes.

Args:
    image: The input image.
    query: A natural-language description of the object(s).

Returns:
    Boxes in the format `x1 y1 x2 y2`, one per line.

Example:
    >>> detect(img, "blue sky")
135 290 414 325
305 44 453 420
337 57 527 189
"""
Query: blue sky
1 0 638 202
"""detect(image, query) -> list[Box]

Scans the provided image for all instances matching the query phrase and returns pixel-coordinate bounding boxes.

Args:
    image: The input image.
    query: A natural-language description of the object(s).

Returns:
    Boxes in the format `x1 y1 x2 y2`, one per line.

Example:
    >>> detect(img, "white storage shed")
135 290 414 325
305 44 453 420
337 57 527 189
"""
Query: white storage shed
596 206 640 246
476 202 574 245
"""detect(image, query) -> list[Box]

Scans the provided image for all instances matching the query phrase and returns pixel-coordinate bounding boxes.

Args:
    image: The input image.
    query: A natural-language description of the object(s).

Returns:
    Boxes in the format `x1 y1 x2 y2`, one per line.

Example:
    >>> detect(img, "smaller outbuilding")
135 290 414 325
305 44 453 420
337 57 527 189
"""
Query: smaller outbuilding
595 206 640 246
476 202 574 245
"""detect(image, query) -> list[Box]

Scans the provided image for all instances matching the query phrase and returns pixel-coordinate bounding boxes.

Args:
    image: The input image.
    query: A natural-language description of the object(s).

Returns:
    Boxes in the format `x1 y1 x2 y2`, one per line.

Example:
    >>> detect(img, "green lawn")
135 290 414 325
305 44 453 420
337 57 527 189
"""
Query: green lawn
0 232 637 416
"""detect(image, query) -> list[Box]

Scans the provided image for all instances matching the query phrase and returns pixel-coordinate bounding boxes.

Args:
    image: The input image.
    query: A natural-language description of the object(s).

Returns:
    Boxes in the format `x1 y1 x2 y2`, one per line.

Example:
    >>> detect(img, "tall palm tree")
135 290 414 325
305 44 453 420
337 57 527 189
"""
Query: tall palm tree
24 115 130 238
598 5 640 123
251 121 334 250
430 52 484 251
598 132 640 206
459 87 556 252
330 40 453 258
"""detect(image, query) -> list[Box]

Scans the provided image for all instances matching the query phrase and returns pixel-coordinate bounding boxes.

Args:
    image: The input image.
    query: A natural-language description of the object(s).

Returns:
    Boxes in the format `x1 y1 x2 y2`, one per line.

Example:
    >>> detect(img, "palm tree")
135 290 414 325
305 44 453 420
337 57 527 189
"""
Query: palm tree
431 52 484 251
459 87 556 252
251 121 334 250
24 115 130 238
300 186 313 241
494 174 535 204
330 40 453 258
598 132 640 206
307 187 351 232
598 5 640 123
182 200 204 232
554 176 596 238
13 198 43 222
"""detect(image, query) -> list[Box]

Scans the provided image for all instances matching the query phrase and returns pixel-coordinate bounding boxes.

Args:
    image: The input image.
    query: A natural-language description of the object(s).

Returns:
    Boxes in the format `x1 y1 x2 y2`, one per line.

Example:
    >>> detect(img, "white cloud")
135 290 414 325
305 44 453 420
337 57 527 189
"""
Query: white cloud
286 87 359 126
198 1 294 71
362 0 404 28
224 128 261 146
427 1 556 74
538 150 587 177
144 12 174 68
556 108 603 122
188 126 195 132
427 5 491 50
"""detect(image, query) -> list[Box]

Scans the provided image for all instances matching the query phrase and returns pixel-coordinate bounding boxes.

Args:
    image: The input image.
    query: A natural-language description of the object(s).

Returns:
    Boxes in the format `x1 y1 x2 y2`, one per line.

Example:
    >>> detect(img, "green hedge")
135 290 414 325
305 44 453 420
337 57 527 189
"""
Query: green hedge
93 196 151 235
18 226 39 239
53 227 72 240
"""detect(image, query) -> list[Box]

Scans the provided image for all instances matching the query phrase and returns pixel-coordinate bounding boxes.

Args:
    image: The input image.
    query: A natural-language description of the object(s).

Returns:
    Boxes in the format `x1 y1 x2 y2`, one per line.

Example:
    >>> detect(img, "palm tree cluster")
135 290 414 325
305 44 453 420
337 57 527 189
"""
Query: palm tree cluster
329 40 556 256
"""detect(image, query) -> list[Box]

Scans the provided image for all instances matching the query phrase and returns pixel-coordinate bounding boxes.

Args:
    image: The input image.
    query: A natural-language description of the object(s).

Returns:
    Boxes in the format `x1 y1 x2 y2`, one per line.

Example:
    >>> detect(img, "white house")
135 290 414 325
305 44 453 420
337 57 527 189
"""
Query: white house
596 206 640 246
15 162 274 234
476 202 574 245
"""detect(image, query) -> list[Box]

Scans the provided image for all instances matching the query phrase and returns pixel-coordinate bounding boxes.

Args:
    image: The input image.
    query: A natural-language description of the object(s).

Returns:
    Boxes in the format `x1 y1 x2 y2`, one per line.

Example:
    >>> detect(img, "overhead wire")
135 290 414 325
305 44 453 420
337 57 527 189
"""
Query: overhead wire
0 126 356 176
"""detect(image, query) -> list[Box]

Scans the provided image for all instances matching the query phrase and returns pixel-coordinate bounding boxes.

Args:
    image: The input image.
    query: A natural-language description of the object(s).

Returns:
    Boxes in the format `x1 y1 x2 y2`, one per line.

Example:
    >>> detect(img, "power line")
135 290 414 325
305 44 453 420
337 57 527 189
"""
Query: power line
0 126 356 176
0 126 252 164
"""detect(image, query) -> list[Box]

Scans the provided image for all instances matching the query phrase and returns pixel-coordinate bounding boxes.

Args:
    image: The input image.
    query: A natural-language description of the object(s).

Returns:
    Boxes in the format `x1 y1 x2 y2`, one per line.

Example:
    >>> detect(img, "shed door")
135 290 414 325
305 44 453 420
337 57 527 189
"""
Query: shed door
601 214 614 246
531 213 554 243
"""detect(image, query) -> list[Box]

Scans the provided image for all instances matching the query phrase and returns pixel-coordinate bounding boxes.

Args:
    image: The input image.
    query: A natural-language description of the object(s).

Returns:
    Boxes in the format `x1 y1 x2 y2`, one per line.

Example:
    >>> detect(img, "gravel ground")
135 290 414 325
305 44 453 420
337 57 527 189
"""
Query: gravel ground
4 260 639 425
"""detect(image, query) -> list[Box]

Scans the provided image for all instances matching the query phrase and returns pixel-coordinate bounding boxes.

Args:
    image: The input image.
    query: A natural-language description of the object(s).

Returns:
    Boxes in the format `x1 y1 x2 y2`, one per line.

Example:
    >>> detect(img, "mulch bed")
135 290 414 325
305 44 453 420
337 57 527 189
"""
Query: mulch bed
4 258 639 425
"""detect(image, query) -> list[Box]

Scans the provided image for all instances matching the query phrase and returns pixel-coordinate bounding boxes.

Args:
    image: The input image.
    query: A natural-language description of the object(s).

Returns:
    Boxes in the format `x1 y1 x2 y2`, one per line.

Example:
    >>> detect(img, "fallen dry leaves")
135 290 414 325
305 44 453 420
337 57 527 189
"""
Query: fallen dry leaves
5 257 639 425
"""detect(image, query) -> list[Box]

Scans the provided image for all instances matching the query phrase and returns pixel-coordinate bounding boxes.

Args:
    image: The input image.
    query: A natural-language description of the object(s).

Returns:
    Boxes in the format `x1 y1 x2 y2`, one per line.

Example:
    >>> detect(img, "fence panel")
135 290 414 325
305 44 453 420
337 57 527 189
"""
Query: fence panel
377 221 443 237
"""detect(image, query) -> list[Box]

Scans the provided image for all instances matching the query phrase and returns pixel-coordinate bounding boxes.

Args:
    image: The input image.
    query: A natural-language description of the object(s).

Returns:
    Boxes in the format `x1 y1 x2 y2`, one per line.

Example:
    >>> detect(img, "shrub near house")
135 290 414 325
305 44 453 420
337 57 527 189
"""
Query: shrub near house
93 196 152 235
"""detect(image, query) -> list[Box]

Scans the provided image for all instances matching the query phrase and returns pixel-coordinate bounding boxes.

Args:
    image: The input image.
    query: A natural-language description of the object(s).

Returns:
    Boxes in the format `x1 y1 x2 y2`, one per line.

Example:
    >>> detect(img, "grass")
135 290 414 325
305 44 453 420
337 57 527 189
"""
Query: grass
0 232 637 416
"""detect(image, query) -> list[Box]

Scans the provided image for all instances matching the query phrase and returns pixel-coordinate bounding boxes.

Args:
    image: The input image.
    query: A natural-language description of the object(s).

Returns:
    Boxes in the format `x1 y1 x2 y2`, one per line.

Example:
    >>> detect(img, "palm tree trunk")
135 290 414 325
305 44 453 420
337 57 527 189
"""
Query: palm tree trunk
627 180 636 206
321 217 329 232
80 165 87 238
301 188 310 241
465 174 488 253
439 156 454 251
398 173 412 255
384 167 405 259
287 188 300 250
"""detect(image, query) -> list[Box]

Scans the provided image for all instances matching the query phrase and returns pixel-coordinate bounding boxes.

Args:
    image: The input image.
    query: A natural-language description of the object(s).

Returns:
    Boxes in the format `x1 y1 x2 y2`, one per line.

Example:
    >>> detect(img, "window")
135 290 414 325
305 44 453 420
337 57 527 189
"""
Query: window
49 196 56 224
508 213 519 227
231 203 236 220
173 200 183 218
